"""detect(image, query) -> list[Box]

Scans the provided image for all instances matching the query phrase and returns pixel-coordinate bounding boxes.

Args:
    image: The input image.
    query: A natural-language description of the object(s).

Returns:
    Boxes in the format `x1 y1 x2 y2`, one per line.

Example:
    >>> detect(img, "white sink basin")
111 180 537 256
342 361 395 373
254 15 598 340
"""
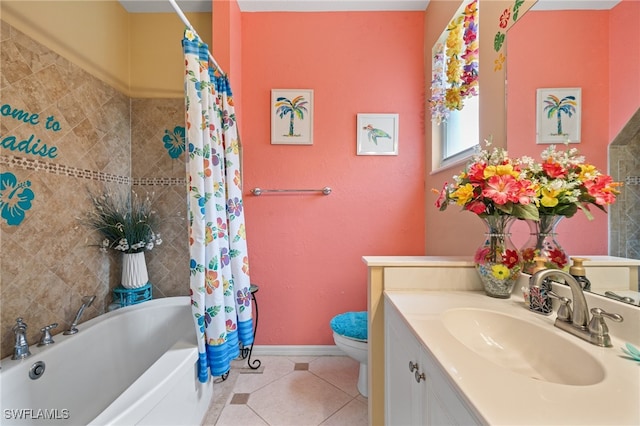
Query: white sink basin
441 308 605 386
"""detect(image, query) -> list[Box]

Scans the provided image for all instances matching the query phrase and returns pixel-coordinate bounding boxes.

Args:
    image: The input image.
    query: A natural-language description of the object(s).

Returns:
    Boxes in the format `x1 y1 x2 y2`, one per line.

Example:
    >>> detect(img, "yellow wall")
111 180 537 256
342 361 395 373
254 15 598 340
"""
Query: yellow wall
2 1 130 94
130 12 212 98
1 1 211 98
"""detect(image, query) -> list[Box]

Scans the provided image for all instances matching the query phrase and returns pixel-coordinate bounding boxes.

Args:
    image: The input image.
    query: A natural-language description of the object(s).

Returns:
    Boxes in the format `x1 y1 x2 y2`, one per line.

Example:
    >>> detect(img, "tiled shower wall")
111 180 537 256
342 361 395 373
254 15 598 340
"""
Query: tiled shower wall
609 108 640 262
1 22 188 358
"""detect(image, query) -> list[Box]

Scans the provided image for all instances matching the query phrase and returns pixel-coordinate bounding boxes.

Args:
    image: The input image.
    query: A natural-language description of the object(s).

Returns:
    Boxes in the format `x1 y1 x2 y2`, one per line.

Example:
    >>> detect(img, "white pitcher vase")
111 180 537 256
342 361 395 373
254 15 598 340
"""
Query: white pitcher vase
121 252 149 289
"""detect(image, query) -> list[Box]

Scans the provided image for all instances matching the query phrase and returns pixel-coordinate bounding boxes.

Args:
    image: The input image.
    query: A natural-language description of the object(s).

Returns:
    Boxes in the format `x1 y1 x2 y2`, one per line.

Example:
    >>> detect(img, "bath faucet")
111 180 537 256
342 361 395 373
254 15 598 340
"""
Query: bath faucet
12 318 31 360
38 323 58 346
64 295 96 335
530 269 622 347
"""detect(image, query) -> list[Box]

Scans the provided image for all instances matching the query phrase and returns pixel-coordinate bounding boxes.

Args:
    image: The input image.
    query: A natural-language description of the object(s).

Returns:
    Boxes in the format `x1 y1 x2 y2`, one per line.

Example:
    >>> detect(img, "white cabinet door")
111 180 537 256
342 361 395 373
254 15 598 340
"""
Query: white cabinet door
385 301 424 425
385 299 482 426
420 344 481 425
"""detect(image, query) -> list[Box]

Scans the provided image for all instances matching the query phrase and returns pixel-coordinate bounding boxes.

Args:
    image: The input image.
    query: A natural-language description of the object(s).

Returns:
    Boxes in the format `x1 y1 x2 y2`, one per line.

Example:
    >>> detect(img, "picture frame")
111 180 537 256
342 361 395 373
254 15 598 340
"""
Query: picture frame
271 89 314 145
536 87 581 144
356 113 399 156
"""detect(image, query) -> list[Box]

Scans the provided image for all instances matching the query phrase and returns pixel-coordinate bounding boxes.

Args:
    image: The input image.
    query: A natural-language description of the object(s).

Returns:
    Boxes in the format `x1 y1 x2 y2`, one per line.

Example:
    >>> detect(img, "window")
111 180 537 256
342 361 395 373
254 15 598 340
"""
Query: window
429 0 479 172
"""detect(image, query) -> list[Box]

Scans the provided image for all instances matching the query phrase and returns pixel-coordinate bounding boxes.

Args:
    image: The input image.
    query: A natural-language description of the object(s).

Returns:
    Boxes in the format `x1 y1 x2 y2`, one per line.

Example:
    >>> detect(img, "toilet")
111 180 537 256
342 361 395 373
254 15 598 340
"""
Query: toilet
330 311 368 397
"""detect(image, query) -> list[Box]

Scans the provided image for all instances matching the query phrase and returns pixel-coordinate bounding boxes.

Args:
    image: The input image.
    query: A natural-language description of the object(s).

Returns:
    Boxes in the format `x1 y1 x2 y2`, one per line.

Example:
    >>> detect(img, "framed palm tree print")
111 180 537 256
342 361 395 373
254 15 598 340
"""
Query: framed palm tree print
536 88 581 144
357 113 399 155
271 89 314 145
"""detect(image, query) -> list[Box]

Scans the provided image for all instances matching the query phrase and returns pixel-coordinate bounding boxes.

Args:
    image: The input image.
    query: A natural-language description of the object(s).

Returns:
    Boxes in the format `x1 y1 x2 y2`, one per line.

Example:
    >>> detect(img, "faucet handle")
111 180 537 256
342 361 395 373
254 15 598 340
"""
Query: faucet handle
590 307 623 322
38 323 58 346
588 307 623 347
13 317 28 331
548 291 572 322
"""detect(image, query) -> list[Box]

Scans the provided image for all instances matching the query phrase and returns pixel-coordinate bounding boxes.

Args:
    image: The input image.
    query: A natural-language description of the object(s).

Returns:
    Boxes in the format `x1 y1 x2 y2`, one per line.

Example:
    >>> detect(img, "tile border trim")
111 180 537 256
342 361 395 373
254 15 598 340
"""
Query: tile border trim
0 155 186 186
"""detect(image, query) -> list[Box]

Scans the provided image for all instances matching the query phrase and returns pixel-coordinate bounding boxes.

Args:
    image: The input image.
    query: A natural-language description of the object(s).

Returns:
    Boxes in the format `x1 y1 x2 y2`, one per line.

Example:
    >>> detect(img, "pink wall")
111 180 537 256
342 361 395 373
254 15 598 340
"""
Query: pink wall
238 12 426 345
506 9 611 253
213 0 243 125
609 0 640 140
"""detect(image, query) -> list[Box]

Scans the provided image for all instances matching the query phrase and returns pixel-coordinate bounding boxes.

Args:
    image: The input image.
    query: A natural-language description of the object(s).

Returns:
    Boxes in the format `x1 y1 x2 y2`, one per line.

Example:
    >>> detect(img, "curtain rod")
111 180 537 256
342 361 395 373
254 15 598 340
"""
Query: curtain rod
168 0 225 74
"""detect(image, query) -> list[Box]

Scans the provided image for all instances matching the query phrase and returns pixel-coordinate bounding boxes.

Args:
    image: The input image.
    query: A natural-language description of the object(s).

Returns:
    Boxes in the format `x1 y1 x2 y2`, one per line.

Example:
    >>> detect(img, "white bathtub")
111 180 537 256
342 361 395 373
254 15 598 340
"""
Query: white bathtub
0 297 213 425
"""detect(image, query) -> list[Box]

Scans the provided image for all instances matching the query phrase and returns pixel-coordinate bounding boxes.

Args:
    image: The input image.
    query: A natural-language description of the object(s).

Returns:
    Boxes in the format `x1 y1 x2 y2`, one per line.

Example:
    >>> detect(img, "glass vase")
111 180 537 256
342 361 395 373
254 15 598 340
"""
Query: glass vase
474 215 523 298
521 215 569 274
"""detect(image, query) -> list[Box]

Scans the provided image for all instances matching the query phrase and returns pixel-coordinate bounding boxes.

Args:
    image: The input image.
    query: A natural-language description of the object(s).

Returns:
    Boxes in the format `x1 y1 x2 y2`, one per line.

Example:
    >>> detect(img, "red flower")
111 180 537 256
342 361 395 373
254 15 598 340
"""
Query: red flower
482 174 519 205
474 247 490 264
499 9 511 28
466 200 487 215
225 318 237 332
521 247 537 263
502 249 520 268
548 248 568 268
542 159 566 179
435 182 448 209
583 175 619 206
513 179 536 205
467 162 486 182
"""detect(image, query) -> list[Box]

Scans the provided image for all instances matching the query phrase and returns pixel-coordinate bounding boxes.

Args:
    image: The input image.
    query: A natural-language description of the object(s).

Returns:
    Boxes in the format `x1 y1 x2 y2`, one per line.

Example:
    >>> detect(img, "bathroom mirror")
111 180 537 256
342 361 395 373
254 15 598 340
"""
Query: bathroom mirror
505 0 640 307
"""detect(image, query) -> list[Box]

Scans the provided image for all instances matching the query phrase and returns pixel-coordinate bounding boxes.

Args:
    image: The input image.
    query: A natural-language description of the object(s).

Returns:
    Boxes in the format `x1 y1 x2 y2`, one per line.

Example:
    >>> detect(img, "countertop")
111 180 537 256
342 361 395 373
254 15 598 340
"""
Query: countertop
363 255 640 267
385 290 640 426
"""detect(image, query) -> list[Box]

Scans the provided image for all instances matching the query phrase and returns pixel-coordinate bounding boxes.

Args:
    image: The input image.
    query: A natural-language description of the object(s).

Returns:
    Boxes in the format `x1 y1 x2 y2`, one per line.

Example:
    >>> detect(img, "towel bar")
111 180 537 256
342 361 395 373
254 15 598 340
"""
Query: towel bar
250 187 332 196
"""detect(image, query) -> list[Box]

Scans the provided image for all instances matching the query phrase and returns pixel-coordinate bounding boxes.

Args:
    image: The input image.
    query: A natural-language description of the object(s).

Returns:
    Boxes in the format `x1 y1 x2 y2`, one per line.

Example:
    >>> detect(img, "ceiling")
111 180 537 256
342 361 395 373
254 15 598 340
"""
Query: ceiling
532 0 621 10
117 0 621 13
117 0 430 13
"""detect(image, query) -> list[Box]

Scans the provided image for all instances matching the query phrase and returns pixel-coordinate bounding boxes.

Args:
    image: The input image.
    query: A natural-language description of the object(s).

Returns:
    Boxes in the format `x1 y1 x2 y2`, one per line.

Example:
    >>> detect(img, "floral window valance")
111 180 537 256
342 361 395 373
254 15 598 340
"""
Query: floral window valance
430 0 479 125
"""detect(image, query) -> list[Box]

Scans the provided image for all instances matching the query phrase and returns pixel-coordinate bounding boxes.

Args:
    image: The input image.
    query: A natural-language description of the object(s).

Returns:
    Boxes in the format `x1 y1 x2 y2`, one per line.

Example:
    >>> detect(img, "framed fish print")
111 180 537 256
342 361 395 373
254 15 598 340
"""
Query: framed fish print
356 113 399 155
271 89 314 145
536 88 581 144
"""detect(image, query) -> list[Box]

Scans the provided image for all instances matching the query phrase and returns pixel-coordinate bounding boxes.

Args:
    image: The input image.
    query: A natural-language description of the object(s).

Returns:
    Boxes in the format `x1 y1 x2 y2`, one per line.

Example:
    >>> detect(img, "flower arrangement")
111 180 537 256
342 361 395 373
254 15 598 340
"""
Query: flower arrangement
518 145 621 272
434 140 539 297
434 141 539 221
84 189 162 254
520 145 621 220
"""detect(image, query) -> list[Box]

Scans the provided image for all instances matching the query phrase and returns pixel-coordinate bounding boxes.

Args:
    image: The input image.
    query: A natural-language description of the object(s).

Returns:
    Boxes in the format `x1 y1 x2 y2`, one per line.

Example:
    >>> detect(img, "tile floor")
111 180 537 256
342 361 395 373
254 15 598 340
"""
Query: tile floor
201 355 368 426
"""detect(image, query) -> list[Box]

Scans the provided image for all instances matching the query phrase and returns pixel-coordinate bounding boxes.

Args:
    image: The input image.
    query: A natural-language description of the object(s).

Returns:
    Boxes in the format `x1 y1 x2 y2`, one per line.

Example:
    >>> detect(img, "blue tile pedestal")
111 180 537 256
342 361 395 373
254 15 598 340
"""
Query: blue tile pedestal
113 282 152 307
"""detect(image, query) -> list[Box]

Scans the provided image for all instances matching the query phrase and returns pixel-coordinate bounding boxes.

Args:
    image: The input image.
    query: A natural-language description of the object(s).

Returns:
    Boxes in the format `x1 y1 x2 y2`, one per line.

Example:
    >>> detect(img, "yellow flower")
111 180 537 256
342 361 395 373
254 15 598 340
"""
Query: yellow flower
494 53 505 71
447 40 463 56
484 164 519 179
446 57 462 82
237 223 246 240
205 225 214 245
185 29 196 41
492 264 511 279
540 187 561 207
578 164 597 181
447 15 464 32
229 139 240 155
451 183 475 205
445 89 463 110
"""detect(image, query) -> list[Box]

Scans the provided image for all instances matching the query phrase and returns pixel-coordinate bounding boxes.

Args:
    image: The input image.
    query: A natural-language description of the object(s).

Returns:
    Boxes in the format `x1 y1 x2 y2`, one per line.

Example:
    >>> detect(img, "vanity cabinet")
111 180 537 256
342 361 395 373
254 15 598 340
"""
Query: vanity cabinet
385 299 481 426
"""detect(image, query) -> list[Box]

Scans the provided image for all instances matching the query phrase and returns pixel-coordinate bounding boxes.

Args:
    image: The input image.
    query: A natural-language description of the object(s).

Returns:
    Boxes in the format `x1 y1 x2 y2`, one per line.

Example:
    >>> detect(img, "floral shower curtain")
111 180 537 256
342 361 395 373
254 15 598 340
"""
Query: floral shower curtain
182 31 253 382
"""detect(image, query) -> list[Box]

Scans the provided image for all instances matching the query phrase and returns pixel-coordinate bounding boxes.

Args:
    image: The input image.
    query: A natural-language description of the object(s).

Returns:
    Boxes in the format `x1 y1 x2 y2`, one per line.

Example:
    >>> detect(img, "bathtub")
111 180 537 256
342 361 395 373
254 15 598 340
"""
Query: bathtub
0 297 213 425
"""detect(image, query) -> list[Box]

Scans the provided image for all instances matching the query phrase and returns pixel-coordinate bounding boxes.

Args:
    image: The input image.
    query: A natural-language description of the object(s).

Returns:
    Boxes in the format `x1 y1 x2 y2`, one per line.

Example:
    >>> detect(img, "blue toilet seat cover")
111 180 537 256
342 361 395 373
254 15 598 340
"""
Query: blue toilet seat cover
330 311 367 341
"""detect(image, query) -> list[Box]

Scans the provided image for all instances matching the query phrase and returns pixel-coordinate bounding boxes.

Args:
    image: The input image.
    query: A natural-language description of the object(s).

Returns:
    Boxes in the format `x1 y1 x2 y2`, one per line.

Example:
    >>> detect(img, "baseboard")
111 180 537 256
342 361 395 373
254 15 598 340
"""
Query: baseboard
251 345 346 357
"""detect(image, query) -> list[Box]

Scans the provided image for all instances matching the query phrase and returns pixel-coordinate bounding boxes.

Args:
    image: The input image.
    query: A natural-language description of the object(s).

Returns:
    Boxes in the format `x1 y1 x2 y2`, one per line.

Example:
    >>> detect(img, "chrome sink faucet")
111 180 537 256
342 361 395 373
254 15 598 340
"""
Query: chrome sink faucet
530 269 623 347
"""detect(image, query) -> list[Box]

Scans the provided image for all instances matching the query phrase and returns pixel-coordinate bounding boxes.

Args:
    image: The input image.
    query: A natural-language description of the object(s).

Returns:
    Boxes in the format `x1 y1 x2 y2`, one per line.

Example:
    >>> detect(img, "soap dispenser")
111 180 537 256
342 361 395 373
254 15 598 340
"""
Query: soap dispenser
569 257 591 291
529 256 553 315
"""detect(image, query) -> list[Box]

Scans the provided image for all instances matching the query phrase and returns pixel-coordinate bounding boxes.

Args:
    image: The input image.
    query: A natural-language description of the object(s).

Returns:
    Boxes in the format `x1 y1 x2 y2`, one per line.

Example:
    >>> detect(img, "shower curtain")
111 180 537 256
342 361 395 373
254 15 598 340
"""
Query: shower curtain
182 31 253 382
